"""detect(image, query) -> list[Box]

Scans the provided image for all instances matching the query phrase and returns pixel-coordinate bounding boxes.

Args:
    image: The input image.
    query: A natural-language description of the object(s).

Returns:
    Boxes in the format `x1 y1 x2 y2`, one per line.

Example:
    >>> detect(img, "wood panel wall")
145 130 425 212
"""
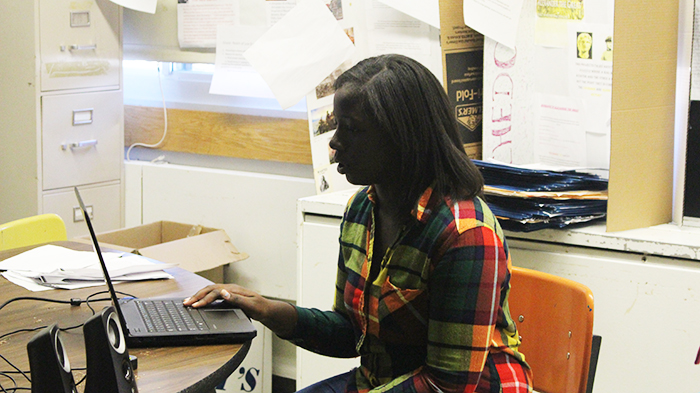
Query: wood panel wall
124 105 312 165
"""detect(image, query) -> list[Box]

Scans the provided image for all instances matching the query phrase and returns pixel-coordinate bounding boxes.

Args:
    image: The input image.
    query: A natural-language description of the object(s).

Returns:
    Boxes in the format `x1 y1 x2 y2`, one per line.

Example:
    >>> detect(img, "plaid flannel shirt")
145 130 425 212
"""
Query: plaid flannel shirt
289 186 530 393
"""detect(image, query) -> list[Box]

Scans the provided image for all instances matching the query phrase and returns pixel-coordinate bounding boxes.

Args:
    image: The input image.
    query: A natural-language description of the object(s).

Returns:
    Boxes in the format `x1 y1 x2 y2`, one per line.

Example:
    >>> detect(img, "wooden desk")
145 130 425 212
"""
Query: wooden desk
0 241 252 393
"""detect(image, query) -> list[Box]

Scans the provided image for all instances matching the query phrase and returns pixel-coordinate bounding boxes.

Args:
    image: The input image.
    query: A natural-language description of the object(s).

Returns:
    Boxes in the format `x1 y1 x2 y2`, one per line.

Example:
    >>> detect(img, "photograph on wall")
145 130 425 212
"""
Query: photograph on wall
315 60 353 99
306 96 354 194
326 0 343 20
345 27 355 44
307 118 354 194
310 104 337 137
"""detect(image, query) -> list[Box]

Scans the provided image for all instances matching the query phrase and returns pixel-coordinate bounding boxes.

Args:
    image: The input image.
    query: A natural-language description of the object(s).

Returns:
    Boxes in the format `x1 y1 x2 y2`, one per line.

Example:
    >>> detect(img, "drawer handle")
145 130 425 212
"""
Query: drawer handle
62 44 97 52
61 139 98 151
73 108 93 125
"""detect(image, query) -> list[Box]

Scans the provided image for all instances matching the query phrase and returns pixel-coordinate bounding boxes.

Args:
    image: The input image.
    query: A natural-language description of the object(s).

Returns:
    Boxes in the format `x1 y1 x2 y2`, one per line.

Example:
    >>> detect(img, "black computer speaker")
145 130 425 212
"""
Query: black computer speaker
26 324 78 393
83 306 138 393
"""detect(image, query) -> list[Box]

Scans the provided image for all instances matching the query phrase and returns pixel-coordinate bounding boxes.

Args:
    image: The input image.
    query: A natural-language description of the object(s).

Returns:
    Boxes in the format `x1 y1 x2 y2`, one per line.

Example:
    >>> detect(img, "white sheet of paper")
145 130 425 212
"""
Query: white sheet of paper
0 245 114 273
2 270 173 291
2 272 54 291
210 25 275 98
266 0 297 26
534 94 587 167
243 0 355 109
178 0 239 49
0 245 175 291
462 0 525 49
366 1 431 59
377 0 439 29
567 23 613 137
110 0 157 14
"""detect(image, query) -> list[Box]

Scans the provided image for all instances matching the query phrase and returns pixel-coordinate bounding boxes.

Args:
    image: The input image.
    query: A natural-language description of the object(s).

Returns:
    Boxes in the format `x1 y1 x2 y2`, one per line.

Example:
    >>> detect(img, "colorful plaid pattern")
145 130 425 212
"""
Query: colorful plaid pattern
290 186 531 393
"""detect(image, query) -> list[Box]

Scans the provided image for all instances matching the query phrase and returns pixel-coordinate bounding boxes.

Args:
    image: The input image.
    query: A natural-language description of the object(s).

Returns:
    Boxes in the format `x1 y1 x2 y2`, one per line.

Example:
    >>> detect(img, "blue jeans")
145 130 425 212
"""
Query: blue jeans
295 370 355 393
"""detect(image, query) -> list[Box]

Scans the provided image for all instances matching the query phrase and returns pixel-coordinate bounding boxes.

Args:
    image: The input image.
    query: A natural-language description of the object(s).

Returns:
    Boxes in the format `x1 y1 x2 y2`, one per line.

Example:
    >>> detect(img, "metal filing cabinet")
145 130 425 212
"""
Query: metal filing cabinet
0 0 124 238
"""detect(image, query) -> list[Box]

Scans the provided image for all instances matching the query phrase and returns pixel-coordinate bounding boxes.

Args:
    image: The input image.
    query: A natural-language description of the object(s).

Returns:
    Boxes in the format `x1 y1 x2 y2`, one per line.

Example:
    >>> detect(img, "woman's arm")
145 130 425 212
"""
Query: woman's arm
287 307 358 358
184 283 359 357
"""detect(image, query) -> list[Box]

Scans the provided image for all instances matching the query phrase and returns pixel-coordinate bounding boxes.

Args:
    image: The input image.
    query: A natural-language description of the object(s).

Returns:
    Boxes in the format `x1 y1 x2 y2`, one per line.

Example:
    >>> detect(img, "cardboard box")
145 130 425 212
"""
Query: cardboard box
439 0 484 160
77 221 248 283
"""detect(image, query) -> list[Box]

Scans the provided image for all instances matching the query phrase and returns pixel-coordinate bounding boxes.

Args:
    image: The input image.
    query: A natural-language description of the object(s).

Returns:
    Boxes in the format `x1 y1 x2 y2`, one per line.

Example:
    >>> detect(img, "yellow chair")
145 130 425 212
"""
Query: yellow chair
0 214 68 251
509 266 601 393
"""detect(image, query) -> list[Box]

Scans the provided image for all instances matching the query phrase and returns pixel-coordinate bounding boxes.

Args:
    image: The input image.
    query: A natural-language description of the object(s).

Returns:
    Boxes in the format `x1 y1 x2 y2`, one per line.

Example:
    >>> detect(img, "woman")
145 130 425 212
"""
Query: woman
184 54 531 393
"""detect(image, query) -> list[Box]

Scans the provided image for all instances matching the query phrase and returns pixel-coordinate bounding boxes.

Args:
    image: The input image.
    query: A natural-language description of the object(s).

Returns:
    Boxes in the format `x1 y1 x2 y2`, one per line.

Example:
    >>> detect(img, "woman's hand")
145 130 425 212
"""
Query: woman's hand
184 284 263 317
183 284 298 337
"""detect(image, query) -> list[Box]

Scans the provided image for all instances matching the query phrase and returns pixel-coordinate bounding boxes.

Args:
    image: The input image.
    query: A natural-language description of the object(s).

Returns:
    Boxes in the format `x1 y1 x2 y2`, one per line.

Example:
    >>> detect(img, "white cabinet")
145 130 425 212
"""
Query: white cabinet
296 190 360 390
0 0 123 238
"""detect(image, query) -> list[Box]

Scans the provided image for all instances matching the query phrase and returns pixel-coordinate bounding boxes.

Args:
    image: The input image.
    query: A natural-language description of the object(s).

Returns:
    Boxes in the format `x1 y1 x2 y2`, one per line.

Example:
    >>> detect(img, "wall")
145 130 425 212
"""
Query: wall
125 160 315 299
124 160 316 379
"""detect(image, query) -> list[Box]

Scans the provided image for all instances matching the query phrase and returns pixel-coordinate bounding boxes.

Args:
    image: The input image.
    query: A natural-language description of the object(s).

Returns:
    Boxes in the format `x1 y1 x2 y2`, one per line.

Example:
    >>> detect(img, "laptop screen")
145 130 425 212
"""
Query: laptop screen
74 186 130 335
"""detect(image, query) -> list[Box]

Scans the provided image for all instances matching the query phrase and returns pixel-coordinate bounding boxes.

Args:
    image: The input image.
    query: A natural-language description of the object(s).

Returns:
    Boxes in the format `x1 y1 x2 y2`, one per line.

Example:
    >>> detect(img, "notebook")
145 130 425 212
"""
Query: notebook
74 187 257 347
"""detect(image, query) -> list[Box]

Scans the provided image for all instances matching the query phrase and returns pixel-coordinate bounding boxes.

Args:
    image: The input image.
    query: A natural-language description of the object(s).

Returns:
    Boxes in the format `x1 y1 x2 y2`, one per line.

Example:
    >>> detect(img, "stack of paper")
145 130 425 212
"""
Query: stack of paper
0 245 175 291
474 160 608 232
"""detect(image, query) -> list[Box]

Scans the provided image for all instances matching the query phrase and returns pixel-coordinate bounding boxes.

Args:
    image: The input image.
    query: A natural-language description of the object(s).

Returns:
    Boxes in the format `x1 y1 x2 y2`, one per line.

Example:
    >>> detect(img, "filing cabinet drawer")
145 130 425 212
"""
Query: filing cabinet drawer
42 90 123 190
43 183 121 239
39 0 121 91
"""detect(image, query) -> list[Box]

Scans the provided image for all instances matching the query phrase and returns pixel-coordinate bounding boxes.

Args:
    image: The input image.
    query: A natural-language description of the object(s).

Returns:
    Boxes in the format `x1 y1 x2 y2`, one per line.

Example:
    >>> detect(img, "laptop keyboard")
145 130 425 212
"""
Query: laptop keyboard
136 300 209 333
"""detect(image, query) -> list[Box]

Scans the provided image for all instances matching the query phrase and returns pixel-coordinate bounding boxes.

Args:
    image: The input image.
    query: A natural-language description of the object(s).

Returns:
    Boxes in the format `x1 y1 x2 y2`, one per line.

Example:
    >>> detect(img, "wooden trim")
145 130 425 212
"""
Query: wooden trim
124 105 312 165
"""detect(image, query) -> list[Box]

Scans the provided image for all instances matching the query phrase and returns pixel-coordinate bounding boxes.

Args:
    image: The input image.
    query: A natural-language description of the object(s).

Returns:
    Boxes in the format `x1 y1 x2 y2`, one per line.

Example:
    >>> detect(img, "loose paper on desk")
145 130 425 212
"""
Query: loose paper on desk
0 245 175 291
462 0 525 49
243 0 355 109
110 0 157 14
210 25 275 98
377 0 439 29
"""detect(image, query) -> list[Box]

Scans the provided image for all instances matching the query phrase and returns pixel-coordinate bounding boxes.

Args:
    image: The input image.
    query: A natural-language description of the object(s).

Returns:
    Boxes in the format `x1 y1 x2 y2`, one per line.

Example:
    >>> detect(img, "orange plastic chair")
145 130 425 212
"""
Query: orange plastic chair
509 266 601 393
0 214 68 251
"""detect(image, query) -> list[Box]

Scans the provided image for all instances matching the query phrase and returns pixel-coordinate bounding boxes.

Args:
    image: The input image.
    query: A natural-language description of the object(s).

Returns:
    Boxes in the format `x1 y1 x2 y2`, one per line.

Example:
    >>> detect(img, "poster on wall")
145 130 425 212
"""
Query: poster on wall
177 0 296 49
482 0 614 171
481 2 537 165
177 0 241 48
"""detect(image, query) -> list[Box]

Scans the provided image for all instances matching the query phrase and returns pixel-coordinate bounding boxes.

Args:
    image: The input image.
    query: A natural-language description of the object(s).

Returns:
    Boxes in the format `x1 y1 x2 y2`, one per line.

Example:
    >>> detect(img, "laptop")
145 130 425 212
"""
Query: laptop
74 187 257 347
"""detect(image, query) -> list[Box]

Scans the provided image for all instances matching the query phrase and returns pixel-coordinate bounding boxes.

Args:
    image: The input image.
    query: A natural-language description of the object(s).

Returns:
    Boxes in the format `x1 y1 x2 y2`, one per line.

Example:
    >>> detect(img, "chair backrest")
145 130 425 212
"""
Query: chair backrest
509 266 595 393
0 214 68 251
